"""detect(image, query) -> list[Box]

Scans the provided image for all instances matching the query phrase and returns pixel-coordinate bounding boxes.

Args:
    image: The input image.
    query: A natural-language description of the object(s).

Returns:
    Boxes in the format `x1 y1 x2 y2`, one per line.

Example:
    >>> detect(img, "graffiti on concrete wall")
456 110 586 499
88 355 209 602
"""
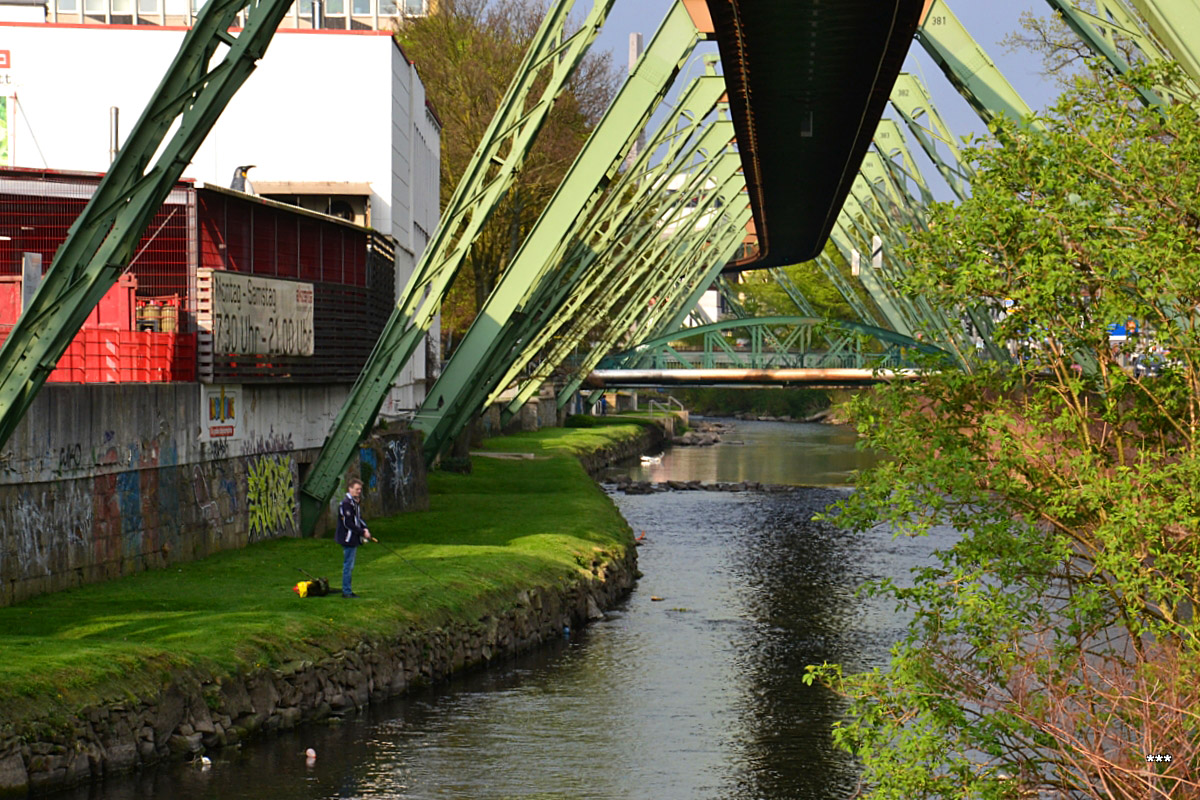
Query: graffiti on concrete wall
359 447 378 489
385 439 409 494
242 430 294 458
247 455 296 541
0 482 93 577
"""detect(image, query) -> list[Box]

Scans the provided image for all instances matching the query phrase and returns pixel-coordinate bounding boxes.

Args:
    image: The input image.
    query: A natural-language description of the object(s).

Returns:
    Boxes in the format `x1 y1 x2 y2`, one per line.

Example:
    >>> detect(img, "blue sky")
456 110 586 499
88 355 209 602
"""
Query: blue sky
587 1 1061 201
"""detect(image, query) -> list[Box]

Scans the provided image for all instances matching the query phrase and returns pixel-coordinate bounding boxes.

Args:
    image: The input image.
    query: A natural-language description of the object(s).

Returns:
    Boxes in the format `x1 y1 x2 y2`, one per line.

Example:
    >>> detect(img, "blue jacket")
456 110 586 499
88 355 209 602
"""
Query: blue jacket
336 494 366 547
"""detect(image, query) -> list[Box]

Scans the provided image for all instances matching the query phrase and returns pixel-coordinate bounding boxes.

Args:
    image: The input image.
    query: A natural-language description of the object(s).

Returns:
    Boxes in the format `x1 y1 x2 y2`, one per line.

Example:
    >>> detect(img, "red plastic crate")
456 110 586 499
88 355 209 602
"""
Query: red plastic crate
84 275 137 331
85 329 120 356
85 365 120 383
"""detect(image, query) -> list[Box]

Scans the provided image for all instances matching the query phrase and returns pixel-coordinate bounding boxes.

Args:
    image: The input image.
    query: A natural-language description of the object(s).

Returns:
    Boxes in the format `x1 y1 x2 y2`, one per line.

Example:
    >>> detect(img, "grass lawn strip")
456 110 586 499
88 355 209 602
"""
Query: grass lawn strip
0 423 646 726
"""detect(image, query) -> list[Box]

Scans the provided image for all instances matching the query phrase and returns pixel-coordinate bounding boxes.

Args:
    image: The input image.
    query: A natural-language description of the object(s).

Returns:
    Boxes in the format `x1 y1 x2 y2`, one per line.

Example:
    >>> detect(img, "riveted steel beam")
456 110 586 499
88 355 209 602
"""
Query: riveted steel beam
487 119 737 416
502 159 745 421
917 0 1041 130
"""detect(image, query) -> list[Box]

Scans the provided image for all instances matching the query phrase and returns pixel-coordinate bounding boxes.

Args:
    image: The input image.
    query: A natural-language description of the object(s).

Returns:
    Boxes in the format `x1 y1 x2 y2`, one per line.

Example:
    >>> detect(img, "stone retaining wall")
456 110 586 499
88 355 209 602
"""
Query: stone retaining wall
575 424 665 478
0 546 637 797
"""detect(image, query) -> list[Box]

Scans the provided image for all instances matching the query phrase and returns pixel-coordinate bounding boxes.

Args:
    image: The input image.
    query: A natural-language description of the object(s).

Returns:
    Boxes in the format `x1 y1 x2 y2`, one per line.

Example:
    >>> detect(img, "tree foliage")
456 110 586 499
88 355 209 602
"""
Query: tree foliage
734 246 864 323
1001 3 1146 86
396 0 617 345
808 68 1200 798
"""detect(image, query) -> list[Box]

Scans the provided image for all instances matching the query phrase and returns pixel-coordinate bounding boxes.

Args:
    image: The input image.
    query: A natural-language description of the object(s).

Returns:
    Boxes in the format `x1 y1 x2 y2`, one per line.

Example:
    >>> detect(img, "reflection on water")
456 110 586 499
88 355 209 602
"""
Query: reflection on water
616 419 876 486
73 419 944 800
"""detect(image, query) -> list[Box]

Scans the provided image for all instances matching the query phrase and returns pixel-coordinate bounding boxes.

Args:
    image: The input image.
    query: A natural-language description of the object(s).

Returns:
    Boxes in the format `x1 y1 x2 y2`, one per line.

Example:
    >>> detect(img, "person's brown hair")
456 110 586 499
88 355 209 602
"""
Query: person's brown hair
347 478 364 489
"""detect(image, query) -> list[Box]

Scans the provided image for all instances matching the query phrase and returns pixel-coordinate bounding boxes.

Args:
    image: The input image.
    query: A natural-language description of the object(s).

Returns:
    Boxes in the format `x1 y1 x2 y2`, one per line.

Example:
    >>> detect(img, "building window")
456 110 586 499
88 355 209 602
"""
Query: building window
57 0 78 12
138 0 157 12
379 0 397 13
351 0 368 14
404 0 424 13
325 0 344 15
83 0 104 13
111 0 131 11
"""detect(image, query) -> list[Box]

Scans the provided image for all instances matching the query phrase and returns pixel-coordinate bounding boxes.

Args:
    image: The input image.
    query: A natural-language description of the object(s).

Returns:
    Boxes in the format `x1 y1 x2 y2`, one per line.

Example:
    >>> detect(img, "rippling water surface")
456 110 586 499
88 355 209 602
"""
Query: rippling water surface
71 418 950 800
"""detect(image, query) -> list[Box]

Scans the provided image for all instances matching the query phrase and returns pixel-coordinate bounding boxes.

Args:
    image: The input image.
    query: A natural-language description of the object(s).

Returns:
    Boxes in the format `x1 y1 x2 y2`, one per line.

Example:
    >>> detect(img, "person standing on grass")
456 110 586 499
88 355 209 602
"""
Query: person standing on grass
336 478 374 598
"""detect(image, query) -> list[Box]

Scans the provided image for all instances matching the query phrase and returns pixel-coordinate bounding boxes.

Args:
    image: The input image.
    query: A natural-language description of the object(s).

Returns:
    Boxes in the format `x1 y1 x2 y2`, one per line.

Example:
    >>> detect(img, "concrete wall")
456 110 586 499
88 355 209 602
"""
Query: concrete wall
0 384 428 607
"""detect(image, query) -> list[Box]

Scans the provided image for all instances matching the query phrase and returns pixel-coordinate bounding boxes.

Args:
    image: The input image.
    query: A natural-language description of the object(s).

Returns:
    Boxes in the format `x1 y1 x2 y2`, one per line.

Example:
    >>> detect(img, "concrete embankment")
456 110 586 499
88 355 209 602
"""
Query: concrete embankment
0 422 659 798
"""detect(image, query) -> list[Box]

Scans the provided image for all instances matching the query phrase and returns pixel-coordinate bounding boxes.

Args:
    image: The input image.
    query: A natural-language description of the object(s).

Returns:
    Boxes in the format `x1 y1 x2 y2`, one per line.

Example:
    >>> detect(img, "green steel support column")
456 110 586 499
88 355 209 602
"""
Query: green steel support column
593 208 752 365
1043 0 1166 106
414 1 701 459
562 176 749 378
1082 0 1200 101
556 207 753 407
873 120 936 207
829 223 914 336
717 276 751 320
486 129 738 416
484 115 732 382
844 179 958 347
467 125 737 431
890 74 973 201
917 0 1041 129
0 0 296 450
854 166 953 336
1126 0 1200 86
500 163 744 420
651 191 752 337
834 187 921 334
853 183 966 357
298 0 616 531
883 89 1008 361
484 108 735 386
813 252 880 326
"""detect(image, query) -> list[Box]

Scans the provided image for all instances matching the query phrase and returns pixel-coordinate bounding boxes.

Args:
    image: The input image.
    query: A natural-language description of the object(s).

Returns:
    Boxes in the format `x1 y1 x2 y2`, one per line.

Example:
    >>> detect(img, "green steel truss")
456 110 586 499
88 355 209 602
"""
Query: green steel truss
411 1 702 461
1126 0 1200 86
596 316 948 371
0 0 299 450
557 202 754 406
476 75 731 406
890 73 973 202
917 0 1039 128
651 211 749 336
502 159 746 421
488 120 740 421
297 0 617 531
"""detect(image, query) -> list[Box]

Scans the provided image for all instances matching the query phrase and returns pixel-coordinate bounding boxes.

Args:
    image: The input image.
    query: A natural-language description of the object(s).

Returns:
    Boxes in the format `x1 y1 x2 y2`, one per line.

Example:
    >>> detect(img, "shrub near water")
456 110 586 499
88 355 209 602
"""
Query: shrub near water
807 68 1200 798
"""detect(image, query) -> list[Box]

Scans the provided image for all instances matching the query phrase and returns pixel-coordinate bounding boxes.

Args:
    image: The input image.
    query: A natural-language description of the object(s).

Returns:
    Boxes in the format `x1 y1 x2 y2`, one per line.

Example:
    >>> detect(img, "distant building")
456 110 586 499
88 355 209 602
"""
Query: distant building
19 0 431 30
0 19 441 411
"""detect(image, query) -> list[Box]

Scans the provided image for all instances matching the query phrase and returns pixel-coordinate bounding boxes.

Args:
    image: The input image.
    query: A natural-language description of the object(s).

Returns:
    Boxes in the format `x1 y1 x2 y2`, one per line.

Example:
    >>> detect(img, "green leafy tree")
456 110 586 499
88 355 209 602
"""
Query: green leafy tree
808 67 1200 798
396 0 617 348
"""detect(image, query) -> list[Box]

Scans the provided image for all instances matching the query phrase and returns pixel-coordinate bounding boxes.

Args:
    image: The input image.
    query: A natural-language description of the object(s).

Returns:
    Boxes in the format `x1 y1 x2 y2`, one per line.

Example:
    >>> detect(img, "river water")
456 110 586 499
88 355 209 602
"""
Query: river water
67 419 948 800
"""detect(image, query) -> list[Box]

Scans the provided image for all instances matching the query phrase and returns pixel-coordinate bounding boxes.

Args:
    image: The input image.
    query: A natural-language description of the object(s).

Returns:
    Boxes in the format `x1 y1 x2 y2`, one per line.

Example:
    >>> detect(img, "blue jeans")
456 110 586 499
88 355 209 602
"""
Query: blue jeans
342 545 357 595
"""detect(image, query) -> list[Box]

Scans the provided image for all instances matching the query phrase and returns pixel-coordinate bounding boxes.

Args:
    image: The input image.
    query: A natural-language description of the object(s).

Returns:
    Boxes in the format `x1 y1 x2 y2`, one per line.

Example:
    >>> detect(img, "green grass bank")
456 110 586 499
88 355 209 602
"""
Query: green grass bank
0 422 655 796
